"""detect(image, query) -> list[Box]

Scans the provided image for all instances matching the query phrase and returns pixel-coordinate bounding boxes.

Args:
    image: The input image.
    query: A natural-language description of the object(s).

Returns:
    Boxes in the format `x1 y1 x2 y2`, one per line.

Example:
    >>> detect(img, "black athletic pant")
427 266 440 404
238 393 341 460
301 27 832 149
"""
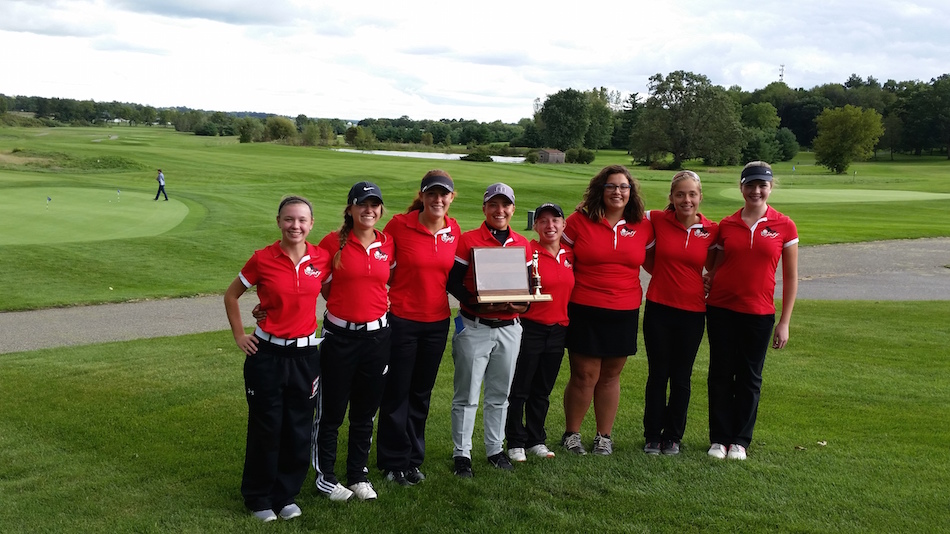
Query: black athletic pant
376 315 449 472
241 339 319 512
313 322 390 490
706 305 774 448
505 319 567 449
642 300 705 443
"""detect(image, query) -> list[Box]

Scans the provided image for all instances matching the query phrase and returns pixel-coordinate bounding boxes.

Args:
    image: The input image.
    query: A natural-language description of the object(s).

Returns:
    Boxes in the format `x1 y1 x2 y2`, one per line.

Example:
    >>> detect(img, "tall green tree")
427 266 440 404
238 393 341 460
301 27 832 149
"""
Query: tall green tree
631 71 744 168
813 105 884 174
538 88 590 150
584 88 615 150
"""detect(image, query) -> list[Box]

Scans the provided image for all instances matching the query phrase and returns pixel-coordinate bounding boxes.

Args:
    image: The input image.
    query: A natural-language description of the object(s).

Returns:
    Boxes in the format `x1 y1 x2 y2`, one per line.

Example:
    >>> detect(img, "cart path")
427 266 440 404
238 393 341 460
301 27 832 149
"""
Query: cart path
1 238 947 355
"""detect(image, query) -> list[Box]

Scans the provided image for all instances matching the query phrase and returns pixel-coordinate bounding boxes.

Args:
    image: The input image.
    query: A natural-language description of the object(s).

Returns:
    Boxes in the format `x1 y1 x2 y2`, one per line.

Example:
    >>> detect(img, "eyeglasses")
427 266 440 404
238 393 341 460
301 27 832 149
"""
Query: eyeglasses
604 183 632 192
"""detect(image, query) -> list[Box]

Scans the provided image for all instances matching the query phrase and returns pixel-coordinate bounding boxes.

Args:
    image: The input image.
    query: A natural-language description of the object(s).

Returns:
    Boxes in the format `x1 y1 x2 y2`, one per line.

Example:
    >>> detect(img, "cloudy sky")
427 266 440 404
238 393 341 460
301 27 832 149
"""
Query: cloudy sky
2 0 948 123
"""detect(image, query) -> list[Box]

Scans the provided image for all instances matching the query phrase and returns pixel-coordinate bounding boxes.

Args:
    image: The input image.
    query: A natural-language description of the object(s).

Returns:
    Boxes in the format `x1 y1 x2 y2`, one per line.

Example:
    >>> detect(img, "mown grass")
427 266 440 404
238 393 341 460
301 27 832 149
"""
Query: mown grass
1 301 948 533
1 126 949 311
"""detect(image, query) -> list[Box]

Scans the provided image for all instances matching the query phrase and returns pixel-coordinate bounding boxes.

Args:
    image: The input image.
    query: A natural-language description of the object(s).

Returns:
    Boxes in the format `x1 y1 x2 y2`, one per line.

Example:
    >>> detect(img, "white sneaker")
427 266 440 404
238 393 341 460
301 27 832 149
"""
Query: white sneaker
707 443 727 459
251 509 277 522
527 444 555 458
278 503 301 520
348 481 378 501
328 483 354 502
507 447 527 462
727 444 747 460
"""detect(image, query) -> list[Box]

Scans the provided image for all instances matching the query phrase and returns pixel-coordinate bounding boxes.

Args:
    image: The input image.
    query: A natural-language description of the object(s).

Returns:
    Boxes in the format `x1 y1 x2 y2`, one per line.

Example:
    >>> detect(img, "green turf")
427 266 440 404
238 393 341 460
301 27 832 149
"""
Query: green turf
0 187 187 245
1 126 948 311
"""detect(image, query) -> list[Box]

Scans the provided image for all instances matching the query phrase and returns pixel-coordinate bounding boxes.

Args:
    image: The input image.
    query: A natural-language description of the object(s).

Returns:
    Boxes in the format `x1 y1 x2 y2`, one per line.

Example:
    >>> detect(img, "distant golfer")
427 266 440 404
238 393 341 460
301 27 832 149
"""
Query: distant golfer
154 169 168 201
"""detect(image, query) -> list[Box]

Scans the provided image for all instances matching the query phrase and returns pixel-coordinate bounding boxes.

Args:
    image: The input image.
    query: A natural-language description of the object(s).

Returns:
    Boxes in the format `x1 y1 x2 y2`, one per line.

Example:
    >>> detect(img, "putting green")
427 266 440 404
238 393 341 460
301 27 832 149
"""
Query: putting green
719 188 950 203
0 187 189 245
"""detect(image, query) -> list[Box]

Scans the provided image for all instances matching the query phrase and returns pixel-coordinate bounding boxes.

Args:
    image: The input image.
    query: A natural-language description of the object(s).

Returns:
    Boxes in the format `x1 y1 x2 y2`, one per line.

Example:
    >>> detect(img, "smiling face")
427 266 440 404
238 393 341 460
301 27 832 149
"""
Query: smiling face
533 211 565 247
277 202 313 246
741 179 772 209
483 195 514 230
422 187 455 221
602 172 631 214
348 198 383 231
670 178 702 222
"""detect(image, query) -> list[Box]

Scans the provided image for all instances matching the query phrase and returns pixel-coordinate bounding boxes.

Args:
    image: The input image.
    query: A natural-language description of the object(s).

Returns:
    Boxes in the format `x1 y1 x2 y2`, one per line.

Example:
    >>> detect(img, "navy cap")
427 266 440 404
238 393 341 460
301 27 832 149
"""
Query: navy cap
421 173 454 193
483 182 515 204
348 181 383 205
740 166 774 184
534 203 564 218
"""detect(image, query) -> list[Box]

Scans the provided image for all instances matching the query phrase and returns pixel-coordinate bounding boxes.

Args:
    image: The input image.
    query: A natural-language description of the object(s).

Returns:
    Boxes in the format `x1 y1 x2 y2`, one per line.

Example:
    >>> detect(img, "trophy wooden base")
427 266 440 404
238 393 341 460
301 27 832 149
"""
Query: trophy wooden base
477 294 553 303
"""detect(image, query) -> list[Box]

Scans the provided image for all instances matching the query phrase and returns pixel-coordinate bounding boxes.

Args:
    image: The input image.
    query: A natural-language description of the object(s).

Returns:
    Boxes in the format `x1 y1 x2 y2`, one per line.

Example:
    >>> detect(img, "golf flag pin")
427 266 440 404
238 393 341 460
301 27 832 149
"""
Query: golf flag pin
47 196 51 209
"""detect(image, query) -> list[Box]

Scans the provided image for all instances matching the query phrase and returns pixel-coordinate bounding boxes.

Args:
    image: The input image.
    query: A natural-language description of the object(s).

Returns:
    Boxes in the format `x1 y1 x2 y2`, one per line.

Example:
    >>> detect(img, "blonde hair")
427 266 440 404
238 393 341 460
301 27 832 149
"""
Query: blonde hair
665 171 702 211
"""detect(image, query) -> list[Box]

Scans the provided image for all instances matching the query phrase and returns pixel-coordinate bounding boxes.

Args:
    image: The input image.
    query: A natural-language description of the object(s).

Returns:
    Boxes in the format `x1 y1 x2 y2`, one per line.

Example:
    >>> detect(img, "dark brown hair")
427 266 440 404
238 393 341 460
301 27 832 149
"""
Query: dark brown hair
576 164 644 223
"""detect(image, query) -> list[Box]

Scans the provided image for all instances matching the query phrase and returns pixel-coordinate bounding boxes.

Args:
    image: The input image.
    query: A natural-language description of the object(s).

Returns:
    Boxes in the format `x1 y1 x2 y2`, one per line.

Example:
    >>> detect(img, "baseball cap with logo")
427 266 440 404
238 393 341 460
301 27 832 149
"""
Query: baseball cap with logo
534 202 564 218
483 182 515 204
348 181 384 205
740 165 774 184
421 173 454 193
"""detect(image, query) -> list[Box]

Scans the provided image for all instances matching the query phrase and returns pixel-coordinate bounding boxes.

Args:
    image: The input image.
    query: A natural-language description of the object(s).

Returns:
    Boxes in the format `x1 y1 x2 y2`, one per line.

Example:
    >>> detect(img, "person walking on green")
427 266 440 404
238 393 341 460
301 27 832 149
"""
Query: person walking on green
154 169 168 201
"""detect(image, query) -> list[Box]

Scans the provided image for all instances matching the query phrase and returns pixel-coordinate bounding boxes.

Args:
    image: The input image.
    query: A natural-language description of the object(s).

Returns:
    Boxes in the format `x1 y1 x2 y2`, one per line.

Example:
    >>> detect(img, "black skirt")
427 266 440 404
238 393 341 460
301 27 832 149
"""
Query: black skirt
565 302 640 358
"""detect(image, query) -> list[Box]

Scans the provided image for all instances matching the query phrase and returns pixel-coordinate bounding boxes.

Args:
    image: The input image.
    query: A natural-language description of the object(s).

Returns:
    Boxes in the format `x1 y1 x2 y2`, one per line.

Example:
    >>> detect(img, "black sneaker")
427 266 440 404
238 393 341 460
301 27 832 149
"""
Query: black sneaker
383 469 414 486
405 467 426 484
454 456 473 478
643 441 662 455
661 440 681 455
487 452 514 471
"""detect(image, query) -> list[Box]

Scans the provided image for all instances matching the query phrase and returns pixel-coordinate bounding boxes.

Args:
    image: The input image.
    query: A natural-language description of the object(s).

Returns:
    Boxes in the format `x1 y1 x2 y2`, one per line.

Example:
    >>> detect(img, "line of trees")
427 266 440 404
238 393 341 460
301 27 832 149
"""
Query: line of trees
3 71 948 172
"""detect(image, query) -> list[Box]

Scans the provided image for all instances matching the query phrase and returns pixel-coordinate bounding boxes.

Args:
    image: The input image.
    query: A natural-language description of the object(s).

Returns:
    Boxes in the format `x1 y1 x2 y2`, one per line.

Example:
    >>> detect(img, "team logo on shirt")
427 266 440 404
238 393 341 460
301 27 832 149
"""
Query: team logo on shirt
760 226 780 239
304 264 322 278
440 233 456 243
694 228 711 239
563 258 573 269
619 227 637 238
374 249 390 261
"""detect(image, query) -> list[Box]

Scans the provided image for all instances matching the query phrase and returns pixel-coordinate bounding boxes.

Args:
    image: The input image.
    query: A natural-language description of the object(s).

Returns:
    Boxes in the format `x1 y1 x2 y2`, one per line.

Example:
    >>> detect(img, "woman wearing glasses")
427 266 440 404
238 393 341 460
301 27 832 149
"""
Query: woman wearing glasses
560 165 654 455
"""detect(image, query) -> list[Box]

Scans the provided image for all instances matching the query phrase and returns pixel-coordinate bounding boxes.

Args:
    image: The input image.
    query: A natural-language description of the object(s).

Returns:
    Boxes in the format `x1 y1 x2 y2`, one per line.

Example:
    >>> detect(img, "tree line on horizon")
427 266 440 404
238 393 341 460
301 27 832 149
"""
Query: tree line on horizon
2 71 948 173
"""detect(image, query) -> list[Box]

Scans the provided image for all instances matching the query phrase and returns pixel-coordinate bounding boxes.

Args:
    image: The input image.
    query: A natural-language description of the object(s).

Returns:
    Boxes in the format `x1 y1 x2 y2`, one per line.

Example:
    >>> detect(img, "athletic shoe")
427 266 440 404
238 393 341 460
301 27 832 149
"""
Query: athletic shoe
527 444 556 458
592 433 613 456
707 443 727 459
348 481 378 501
487 452 515 471
454 456 473 478
252 509 277 522
383 470 414 486
727 444 747 460
507 447 527 462
405 467 426 484
661 441 681 455
278 503 301 520
561 432 587 455
643 441 662 455
327 483 354 502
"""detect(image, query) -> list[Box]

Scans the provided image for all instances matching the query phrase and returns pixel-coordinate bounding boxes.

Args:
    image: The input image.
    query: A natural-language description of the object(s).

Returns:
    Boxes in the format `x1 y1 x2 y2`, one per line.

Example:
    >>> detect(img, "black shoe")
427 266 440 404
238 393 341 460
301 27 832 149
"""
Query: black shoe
454 456 473 478
405 467 426 484
383 470 414 486
487 452 514 471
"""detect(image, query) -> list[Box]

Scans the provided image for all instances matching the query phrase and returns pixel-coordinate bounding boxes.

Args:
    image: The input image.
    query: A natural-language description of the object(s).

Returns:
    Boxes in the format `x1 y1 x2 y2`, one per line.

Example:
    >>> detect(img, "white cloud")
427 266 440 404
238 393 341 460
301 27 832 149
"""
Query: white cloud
1 0 949 122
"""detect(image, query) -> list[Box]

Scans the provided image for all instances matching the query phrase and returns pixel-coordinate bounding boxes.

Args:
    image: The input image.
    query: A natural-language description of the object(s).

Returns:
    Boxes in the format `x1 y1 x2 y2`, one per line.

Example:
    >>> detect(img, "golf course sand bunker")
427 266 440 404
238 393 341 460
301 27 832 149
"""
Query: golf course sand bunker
1 187 188 245
720 188 950 203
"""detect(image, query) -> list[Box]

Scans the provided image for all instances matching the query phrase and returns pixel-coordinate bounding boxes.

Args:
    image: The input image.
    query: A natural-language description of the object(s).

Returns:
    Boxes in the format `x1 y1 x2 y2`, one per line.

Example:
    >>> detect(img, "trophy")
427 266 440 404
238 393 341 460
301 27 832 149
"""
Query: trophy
472 246 552 303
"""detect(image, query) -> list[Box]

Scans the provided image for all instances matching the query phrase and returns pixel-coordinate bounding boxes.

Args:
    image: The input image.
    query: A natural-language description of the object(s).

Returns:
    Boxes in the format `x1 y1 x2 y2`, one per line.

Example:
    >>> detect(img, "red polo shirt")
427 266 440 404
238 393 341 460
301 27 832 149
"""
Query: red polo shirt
385 211 461 322
455 223 531 320
706 206 798 315
318 229 395 323
239 241 330 338
521 240 575 326
562 211 654 311
645 209 719 313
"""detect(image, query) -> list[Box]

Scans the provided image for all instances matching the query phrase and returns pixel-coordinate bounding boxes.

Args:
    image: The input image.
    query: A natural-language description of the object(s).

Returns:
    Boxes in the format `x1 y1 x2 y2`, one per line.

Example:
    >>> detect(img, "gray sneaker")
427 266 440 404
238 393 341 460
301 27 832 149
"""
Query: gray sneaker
561 432 587 455
592 433 613 455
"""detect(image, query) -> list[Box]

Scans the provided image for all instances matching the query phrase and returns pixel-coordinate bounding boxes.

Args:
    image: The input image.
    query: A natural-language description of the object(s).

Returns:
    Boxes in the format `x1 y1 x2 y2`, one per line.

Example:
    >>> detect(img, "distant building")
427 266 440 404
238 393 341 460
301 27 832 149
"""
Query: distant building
538 148 565 163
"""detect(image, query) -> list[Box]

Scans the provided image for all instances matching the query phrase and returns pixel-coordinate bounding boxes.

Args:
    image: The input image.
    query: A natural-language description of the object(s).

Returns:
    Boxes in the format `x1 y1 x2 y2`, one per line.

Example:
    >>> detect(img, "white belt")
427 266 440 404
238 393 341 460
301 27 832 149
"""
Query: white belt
325 311 389 332
254 326 320 347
